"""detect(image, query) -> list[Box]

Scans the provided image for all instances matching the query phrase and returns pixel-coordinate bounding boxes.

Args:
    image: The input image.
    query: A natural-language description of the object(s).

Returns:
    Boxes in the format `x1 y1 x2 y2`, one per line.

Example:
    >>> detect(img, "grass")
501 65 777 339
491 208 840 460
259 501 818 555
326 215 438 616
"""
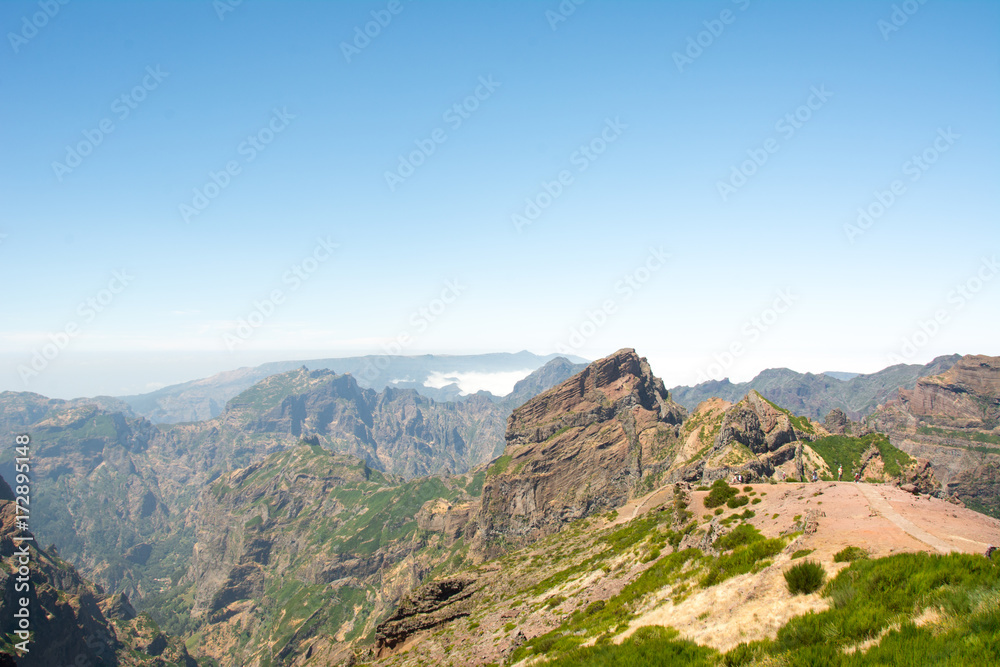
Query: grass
541 626 717 666
726 551 1000 665
784 561 825 594
487 454 512 476
791 549 814 560
834 546 869 563
701 525 785 588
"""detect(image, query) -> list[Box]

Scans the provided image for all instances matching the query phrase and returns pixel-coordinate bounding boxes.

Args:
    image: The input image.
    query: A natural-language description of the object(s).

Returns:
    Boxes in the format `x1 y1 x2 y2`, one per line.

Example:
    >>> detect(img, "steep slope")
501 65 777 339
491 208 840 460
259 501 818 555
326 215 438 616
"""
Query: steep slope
474 349 687 555
370 477 1000 666
871 354 1000 517
176 443 475 666
670 354 961 420
0 475 195 667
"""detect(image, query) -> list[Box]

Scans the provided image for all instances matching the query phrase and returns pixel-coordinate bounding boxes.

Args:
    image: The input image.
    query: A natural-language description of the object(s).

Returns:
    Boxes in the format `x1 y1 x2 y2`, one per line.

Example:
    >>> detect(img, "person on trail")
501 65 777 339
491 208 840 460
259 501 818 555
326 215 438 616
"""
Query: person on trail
838 464 843 481
855 471 861 482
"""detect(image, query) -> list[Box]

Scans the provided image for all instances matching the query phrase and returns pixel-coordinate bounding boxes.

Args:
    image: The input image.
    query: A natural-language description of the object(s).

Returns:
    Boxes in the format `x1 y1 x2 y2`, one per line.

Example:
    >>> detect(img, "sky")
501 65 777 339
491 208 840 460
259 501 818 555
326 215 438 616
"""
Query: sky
1 0 998 399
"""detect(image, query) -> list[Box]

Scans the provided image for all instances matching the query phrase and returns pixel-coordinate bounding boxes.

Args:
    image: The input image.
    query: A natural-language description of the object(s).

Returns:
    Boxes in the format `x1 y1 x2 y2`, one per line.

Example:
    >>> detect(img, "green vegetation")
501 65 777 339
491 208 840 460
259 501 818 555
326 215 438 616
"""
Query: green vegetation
701 524 785 588
784 561 825 594
728 551 1000 665
791 549 814 560
487 454 512 476
918 425 1000 446
467 469 486 497
704 480 738 509
808 433 913 480
513 549 704 662
542 626 717 666
833 546 868 563
726 495 749 509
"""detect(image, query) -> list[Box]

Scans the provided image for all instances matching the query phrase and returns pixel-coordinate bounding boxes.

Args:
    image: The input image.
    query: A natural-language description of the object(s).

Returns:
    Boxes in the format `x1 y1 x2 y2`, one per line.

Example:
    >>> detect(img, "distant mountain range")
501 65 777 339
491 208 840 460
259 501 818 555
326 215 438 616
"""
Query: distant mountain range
669 355 962 420
118 351 587 424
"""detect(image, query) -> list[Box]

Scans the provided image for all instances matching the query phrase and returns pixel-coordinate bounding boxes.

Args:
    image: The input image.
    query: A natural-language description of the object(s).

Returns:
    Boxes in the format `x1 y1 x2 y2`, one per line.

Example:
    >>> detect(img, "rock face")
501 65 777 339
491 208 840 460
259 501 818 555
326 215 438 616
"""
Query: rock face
0 475 194 667
870 355 1000 517
824 409 850 435
474 349 686 553
182 443 479 667
714 391 796 454
374 573 483 655
685 390 801 483
897 355 1000 428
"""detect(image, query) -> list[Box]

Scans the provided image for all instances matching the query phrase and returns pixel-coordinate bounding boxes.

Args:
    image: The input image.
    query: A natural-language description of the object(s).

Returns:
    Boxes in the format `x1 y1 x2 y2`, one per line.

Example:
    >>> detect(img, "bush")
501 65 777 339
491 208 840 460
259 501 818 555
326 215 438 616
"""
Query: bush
785 561 825 595
751 498 762 505
704 480 738 508
833 546 868 563
743 486 753 493
791 549 814 560
726 495 749 509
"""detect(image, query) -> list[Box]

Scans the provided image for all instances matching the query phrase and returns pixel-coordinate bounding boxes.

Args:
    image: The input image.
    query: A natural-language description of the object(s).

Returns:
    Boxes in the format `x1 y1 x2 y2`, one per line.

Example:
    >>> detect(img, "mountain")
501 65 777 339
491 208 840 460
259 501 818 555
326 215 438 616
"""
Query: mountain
177 443 480 666
0 357 583 613
474 349 686 555
822 371 860 381
870 354 1000 517
670 354 962 420
8 348 1000 666
120 352 587 424
0 475 195 667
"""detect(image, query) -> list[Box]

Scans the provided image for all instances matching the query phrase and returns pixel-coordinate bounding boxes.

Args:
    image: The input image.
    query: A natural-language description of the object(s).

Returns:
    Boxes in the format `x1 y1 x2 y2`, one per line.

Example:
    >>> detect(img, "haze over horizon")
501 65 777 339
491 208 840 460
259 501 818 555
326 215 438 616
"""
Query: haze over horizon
2 1 998 399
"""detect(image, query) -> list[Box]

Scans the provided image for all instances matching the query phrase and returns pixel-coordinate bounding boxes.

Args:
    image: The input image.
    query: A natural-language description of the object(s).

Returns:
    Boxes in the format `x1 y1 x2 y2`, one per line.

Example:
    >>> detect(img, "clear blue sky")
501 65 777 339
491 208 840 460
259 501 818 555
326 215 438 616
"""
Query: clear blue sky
2 0 998 398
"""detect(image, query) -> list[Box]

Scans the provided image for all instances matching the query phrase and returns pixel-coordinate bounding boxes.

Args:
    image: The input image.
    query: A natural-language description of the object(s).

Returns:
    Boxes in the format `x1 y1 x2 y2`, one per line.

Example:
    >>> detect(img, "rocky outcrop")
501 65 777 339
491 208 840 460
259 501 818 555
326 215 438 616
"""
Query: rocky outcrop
374 573 483 654
897 355 1000 428
824 409 850 435
474 349 686 554
713 391 795 454
870 355 1000 517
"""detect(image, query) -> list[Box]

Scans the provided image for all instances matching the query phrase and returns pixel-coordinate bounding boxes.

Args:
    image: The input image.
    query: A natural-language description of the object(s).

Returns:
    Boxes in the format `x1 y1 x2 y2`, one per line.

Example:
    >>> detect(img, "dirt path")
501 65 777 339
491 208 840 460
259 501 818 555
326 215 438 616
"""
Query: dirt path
856 484 955 554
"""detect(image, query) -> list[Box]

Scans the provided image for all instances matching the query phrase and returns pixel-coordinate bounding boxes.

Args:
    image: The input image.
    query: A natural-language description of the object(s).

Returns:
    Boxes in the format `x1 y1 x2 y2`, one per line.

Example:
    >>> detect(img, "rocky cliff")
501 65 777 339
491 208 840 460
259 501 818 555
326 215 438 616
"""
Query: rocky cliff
474 349 686 554
870 354 1000 517
0 475 194 667
180 443 476 666
896 354 1000 428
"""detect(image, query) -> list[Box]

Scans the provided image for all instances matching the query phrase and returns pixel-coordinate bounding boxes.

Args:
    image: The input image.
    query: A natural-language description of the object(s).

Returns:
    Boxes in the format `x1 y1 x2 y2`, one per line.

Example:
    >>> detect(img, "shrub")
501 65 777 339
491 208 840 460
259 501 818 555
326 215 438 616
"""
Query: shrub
743 486 753 493
751 498 762 505
714 508 724 516
726 495 749 509
785 561 825 595
791 549 814 560
833 546 868 563
704 480 738 508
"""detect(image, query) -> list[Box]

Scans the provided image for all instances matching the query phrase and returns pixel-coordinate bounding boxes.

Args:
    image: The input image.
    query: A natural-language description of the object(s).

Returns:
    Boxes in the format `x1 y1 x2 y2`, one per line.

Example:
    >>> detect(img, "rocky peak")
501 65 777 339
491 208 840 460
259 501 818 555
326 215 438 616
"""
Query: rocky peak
474 350 686 554
714 390 796 454
506 348 684 445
